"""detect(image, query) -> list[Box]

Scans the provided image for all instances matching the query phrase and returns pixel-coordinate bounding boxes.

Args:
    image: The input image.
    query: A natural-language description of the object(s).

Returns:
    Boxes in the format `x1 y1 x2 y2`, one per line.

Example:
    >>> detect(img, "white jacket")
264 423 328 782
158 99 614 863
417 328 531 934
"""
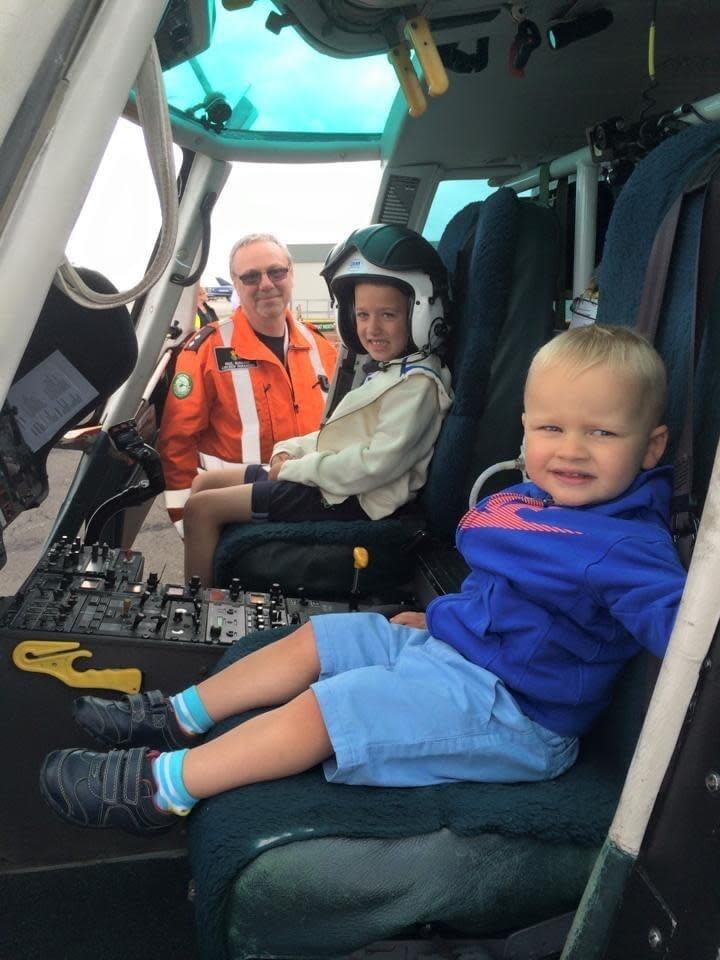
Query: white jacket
272 353 453 520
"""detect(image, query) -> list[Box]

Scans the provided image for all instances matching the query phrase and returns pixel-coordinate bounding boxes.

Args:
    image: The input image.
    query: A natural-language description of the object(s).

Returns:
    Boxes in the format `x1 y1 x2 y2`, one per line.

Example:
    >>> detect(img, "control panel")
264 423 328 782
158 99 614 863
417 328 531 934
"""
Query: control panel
0 536 414 872
0 536 349 647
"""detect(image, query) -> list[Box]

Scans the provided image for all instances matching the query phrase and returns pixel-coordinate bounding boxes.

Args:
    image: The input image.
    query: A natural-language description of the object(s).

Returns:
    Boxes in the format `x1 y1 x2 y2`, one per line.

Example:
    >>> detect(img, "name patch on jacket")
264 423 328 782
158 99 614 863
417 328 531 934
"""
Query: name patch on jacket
215 347 258 372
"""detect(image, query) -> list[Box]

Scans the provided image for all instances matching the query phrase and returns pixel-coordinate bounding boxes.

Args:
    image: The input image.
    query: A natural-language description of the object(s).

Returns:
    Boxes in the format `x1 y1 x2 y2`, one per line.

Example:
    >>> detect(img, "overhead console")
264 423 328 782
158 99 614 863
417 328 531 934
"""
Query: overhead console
277 0 500 57
154 0 215 70
586 104 712 187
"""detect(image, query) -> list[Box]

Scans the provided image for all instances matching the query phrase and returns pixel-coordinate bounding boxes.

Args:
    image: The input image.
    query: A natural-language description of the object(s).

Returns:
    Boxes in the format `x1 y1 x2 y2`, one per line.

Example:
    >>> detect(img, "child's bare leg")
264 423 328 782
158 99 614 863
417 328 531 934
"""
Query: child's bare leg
190 465 250 495
196 619 321 721
40 684 333 831
183 483 254 584
183 689 331 797
68 621 323 754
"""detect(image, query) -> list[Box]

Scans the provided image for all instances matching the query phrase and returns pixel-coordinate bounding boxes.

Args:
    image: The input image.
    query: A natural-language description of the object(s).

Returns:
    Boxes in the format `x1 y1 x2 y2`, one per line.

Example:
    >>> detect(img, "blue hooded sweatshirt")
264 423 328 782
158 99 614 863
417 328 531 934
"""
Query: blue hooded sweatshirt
425 467 686 737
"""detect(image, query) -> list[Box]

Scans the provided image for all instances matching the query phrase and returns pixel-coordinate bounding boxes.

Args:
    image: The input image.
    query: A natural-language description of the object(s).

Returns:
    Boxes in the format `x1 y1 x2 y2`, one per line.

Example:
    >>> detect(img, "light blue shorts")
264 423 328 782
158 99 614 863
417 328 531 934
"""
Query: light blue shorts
310 613 578 787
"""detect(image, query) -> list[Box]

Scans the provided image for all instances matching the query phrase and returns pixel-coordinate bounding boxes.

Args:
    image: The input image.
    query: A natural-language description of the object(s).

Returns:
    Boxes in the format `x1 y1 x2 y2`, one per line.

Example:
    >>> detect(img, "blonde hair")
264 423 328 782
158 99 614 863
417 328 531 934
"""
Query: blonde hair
229 233 292 277
527 324 667 426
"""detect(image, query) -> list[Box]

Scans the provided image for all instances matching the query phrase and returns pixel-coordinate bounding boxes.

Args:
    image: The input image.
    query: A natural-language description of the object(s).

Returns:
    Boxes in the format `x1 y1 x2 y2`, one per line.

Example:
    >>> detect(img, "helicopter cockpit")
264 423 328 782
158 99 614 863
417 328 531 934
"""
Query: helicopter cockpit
1 3 720 959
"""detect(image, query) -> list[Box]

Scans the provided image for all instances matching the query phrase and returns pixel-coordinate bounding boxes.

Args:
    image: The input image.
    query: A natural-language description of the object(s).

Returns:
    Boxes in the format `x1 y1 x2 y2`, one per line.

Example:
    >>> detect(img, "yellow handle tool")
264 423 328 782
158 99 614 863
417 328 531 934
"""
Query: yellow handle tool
403 16 449 97
388 43 427 118
349 547 370 612
12 640 142 694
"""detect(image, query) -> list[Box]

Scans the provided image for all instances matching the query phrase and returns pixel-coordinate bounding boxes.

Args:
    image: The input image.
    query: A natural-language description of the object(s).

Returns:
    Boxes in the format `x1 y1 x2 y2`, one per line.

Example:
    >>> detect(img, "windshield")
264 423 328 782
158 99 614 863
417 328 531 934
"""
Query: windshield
163 0 399 140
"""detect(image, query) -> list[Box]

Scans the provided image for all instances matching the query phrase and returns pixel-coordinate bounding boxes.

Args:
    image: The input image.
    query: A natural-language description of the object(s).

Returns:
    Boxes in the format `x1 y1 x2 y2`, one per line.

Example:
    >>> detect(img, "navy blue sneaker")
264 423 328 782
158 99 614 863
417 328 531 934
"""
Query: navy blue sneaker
73 690 196 750
40 747 176 835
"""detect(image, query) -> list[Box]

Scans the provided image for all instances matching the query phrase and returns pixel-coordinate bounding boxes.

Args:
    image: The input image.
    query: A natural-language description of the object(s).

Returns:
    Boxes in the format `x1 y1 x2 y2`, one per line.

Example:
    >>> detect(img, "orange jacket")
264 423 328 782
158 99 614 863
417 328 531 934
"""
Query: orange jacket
158 307 337 529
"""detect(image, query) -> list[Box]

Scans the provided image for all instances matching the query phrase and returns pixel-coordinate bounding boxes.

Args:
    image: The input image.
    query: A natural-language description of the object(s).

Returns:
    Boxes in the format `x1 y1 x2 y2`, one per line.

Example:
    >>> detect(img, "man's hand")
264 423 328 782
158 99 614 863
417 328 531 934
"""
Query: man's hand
390 611 427 629
268 452 291 481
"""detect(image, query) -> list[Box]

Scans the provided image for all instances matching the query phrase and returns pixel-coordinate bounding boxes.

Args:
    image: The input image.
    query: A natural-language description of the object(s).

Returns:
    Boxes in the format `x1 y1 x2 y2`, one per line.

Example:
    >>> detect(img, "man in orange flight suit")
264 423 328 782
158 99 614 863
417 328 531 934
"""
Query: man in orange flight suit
158 234 337 534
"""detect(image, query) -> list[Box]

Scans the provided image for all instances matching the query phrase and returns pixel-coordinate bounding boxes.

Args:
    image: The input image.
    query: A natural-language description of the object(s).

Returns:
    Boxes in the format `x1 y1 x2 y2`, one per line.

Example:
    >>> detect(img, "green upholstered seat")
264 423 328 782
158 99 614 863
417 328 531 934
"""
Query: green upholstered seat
187 634 647 960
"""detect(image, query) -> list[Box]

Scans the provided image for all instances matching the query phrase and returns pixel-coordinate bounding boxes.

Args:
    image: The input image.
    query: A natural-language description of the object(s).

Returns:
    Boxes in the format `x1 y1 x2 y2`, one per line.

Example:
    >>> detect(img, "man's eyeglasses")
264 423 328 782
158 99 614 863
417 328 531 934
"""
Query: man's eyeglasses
235 266 290 286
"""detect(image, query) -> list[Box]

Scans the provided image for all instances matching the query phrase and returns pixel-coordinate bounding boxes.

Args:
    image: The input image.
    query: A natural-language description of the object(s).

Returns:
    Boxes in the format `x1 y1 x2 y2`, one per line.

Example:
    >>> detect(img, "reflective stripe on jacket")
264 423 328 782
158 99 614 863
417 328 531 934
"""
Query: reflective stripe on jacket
157 307 337 527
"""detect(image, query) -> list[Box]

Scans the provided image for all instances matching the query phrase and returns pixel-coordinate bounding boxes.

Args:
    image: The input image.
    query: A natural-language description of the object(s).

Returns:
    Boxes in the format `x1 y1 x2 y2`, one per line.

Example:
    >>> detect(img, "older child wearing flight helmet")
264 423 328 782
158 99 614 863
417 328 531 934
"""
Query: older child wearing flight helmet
179 224 453 586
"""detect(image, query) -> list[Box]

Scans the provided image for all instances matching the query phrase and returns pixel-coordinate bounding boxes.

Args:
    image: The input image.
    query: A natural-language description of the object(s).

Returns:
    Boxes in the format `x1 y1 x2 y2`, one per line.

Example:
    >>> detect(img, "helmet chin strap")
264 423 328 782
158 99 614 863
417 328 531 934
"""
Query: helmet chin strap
377 346 431 370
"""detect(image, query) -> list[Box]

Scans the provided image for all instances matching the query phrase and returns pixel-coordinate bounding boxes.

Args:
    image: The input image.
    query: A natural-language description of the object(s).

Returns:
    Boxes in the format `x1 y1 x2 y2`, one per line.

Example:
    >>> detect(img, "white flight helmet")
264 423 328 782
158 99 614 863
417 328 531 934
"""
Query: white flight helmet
321 224 450 356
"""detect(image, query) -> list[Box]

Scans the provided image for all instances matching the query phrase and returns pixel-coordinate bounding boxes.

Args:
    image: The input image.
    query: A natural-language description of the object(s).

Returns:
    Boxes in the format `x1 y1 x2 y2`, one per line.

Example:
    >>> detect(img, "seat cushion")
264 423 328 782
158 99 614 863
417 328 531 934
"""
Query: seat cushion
213 514 423 597
224 832 597 959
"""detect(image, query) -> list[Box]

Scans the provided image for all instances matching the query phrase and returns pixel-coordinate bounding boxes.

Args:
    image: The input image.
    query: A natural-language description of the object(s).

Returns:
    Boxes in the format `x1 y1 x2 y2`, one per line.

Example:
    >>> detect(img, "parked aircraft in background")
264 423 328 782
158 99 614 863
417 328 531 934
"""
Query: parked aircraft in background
206 276 233 299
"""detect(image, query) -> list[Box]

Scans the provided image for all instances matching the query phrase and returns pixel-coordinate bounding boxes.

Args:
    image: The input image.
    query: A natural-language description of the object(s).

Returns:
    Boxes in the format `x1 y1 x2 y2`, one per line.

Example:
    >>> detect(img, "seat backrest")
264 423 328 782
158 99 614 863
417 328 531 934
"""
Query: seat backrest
587 123 720 758
11 268 138 460
422 188 558 539
1 269 137 557
598 121 720 513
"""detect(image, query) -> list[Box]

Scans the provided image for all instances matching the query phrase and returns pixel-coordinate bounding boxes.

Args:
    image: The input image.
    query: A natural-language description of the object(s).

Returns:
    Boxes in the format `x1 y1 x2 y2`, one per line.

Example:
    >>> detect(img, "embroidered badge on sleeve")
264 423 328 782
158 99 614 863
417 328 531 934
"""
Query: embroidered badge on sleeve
171 372 193 399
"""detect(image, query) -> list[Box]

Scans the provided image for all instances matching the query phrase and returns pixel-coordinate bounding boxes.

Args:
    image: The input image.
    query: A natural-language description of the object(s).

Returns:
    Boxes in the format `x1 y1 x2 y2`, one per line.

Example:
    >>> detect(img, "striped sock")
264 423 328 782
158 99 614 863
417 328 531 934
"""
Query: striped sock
170 686 213 735
151 749 198 816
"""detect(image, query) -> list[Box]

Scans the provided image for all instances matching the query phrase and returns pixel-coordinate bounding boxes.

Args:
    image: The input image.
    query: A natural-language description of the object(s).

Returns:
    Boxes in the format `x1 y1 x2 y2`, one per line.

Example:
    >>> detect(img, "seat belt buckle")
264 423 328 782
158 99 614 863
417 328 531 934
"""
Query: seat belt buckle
670 494 699 549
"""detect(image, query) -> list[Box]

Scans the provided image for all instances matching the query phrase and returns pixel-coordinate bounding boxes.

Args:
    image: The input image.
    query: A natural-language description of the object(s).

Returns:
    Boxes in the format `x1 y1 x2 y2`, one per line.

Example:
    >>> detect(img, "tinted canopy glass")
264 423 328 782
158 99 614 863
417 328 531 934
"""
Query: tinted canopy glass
163 0 399 141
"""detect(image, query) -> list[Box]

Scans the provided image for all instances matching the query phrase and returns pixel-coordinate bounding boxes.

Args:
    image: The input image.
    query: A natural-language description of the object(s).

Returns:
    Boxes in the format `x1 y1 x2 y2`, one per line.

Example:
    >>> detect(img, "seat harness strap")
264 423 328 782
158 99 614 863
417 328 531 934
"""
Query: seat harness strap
634 157 720 567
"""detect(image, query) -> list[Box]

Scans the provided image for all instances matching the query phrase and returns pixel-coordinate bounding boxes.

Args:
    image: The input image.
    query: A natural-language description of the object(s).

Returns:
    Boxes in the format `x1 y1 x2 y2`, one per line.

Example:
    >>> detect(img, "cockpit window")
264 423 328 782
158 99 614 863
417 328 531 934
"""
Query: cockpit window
422 179 494 242
163 0 399 139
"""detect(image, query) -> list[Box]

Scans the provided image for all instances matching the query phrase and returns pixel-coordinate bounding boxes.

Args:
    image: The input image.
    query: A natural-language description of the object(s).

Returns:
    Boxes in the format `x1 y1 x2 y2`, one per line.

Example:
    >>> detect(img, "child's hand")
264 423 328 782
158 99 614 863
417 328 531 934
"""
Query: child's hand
268 452 291 480
390 611 427 629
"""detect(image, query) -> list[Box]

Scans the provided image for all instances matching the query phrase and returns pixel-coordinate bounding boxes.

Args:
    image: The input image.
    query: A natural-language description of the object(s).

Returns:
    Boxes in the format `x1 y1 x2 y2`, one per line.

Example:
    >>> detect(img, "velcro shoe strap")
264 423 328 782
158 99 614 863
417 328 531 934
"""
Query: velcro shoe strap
129 690 166 727
102 748 146 806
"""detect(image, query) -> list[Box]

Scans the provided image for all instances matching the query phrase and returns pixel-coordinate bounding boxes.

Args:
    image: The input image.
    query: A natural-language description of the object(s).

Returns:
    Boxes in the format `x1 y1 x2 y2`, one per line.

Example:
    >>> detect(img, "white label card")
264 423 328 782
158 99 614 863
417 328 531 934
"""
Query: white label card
7 350 98 453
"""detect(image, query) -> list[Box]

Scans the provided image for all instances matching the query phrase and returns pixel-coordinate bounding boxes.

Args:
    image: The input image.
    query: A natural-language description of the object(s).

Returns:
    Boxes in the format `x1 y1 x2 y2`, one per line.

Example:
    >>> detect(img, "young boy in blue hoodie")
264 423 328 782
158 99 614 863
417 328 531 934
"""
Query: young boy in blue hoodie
40 325 687 834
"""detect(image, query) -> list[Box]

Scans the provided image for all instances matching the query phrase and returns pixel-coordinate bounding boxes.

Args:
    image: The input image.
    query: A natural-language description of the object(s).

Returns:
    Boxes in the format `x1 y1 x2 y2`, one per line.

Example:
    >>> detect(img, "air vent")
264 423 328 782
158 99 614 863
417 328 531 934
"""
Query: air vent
378 175 420 225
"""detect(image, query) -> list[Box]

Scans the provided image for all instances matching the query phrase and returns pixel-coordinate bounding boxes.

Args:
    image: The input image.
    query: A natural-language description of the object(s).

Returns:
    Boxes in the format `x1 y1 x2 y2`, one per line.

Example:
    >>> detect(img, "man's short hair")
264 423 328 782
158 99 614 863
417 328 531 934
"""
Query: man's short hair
228 234 293 277
527 324 668 426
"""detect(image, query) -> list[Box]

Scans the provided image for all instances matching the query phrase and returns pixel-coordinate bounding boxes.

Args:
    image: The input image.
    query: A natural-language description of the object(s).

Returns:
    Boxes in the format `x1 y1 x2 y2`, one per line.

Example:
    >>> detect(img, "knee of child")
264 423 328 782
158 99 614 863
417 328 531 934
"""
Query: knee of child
297 618 319 655
284 619 322 678
182 492 206 532
191 472 211 495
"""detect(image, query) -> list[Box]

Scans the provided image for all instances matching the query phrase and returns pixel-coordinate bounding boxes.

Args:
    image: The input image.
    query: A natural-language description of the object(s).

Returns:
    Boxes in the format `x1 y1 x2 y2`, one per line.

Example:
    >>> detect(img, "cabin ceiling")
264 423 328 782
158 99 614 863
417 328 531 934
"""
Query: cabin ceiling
154 1 720 170
277 0 720 171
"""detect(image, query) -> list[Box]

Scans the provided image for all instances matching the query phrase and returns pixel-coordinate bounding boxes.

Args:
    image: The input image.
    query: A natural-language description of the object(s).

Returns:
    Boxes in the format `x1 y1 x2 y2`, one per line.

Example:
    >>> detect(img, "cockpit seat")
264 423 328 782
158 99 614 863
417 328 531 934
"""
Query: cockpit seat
188 634 644 960
213 188 558 599
597 119 720 513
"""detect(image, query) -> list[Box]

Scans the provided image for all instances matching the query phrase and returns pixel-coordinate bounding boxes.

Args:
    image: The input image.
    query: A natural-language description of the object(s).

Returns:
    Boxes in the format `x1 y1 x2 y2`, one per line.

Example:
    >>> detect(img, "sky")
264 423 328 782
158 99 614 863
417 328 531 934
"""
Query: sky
66 119 384 291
